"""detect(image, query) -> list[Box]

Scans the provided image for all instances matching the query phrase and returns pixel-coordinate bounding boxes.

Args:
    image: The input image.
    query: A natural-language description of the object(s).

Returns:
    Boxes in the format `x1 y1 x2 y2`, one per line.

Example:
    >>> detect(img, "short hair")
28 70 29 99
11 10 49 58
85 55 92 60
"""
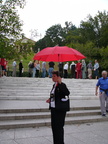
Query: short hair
52 71 61 77
102 70 107 75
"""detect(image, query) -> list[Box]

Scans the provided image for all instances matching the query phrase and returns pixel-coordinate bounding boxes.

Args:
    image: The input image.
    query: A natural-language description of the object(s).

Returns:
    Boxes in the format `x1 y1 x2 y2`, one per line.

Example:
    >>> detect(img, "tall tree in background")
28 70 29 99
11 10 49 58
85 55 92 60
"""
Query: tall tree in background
0 0 26 59
80 11 108 48
64 22 80 44
45 24 65 46
34 24 65 52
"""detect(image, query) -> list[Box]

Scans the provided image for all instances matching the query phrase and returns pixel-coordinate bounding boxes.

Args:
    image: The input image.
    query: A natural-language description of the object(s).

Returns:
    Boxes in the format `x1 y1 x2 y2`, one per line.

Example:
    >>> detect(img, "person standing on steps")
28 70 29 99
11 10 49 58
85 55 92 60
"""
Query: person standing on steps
46 71 70 144
70 62 76 78
58 62 64 78
76 60 82 79
63 62 69 78
32 60 37 78
87 61 93 79
81 59 86 79
36 61 40 77
94 59 99 79
12 60 17 77
42 61 46 78
48 61 55 78
95 70 108 117
19 60 23 77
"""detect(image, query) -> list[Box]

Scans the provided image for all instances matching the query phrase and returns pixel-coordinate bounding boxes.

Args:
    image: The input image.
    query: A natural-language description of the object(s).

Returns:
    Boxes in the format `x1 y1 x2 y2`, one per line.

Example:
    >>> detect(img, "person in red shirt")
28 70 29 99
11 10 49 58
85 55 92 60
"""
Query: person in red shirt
1 58 7 76
76 60 82 79
1 58 5 76
4 59 8 76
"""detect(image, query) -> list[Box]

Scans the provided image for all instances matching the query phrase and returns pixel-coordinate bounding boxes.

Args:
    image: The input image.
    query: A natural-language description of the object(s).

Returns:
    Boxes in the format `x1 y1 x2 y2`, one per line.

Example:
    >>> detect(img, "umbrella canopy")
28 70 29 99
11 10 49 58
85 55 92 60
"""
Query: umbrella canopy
33 46 86 62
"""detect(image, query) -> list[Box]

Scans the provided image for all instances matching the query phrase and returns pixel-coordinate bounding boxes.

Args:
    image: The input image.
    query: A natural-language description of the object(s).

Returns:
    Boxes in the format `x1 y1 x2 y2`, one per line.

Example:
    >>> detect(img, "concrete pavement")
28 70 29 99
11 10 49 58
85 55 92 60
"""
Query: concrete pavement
0 122 108 144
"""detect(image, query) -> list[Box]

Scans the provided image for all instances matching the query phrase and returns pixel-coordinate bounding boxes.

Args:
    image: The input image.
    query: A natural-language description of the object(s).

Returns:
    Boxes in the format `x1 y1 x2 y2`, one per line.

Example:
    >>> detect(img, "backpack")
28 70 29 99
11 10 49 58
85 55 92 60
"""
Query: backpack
30 63 34 68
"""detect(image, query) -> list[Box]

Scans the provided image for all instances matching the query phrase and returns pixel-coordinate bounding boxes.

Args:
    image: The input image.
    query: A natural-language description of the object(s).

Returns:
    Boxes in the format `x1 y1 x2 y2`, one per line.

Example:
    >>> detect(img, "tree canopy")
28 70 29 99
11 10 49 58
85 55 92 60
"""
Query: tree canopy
0 0 33 59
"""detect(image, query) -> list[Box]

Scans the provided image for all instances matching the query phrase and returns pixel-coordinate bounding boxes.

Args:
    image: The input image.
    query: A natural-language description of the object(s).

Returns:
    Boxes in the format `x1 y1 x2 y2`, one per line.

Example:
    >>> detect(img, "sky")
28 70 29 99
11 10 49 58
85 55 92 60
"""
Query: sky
17 0 108 41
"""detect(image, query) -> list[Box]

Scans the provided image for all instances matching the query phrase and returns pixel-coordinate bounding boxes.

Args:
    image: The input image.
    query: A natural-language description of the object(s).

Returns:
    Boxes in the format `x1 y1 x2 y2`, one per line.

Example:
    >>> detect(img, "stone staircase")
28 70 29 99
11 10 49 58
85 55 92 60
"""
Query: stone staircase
0 77 108 129
0 77 98 100
0 107 108 129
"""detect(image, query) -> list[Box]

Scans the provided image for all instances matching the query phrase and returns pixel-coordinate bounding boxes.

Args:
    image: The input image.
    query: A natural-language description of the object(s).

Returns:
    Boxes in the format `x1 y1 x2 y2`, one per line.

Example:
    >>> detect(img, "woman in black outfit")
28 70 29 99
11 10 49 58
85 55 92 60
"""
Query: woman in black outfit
46 71 70 144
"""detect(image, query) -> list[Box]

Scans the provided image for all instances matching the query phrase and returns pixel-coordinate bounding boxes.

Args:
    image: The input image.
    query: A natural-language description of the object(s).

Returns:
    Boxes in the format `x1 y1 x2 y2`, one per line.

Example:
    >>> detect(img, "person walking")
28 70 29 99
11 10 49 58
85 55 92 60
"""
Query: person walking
70 62 76 78
19 60 23 77
46 71 70 144
94 59 99 79
48 61 55 78
12 60 17 77
63 62 69 78
95 70 108 117
81 59 86 79
42 61 46 78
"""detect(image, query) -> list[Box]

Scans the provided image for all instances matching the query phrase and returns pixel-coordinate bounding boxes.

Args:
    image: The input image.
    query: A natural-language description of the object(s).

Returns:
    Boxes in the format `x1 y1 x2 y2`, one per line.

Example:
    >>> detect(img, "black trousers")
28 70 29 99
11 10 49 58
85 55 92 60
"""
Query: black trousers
64 70 68 78
19 70 22 77
51 108 66 144
36 70 39 77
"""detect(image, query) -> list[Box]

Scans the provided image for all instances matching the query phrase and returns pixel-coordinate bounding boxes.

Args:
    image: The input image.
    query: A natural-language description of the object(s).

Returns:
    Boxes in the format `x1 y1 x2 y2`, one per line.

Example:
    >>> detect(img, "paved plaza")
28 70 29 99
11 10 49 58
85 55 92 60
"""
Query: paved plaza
0 77 108 143
0 122 108 144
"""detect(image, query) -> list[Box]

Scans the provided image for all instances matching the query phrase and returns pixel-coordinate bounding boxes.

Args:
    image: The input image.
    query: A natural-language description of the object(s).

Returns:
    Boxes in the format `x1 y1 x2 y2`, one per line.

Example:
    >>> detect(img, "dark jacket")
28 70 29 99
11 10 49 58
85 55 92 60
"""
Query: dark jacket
19 62 23 71
49 82 70 111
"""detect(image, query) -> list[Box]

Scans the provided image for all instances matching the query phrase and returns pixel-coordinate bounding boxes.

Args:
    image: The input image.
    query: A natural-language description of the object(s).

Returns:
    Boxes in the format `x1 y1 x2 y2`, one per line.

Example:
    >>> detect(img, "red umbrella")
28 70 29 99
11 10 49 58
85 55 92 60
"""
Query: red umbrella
33 46 86 62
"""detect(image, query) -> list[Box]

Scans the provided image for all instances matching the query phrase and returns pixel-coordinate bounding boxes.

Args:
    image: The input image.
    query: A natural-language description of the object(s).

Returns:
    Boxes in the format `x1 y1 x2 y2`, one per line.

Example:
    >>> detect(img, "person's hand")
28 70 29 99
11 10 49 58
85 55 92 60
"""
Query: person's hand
95 91 98 96
46 98 50 103
57 77 62 84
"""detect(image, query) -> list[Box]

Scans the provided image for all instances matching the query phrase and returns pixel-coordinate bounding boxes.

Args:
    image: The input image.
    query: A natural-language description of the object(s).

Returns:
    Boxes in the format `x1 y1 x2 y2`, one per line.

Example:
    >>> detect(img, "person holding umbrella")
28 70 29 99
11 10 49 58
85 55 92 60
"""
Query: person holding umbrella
46 71 70 144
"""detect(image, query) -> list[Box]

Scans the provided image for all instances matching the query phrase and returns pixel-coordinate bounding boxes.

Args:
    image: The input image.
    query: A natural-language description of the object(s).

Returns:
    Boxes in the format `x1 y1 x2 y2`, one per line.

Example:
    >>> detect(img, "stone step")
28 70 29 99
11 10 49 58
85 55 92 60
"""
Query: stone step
0 88 95 91
0 93 95 96
0 115 107 129
0 110 101 121
0 96 99 100
0 106 100 113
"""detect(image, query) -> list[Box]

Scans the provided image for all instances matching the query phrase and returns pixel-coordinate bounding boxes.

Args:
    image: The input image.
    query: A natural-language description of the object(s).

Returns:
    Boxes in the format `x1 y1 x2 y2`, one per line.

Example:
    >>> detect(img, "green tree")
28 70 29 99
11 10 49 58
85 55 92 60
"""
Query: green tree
34 24 66 51
80 11 108 47
0 0 26 59
34 37 47 52
45 24 65 46
64 23 80 44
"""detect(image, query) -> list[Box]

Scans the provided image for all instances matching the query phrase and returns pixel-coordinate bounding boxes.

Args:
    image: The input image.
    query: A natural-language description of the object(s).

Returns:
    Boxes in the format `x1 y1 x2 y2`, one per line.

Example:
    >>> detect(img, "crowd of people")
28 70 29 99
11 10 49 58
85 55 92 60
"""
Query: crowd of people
0 58 100 79
27 59 100 79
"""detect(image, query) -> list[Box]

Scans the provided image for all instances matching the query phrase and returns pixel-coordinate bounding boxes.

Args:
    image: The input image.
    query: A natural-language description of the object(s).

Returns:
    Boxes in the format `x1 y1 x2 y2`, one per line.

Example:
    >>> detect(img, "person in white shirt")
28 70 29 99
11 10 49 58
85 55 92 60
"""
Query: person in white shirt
46 71 70 144
63 62 69 78
12 60 17 77
42 61 46 78
36 61 40 77
70 62 76 78
94 60 99 79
